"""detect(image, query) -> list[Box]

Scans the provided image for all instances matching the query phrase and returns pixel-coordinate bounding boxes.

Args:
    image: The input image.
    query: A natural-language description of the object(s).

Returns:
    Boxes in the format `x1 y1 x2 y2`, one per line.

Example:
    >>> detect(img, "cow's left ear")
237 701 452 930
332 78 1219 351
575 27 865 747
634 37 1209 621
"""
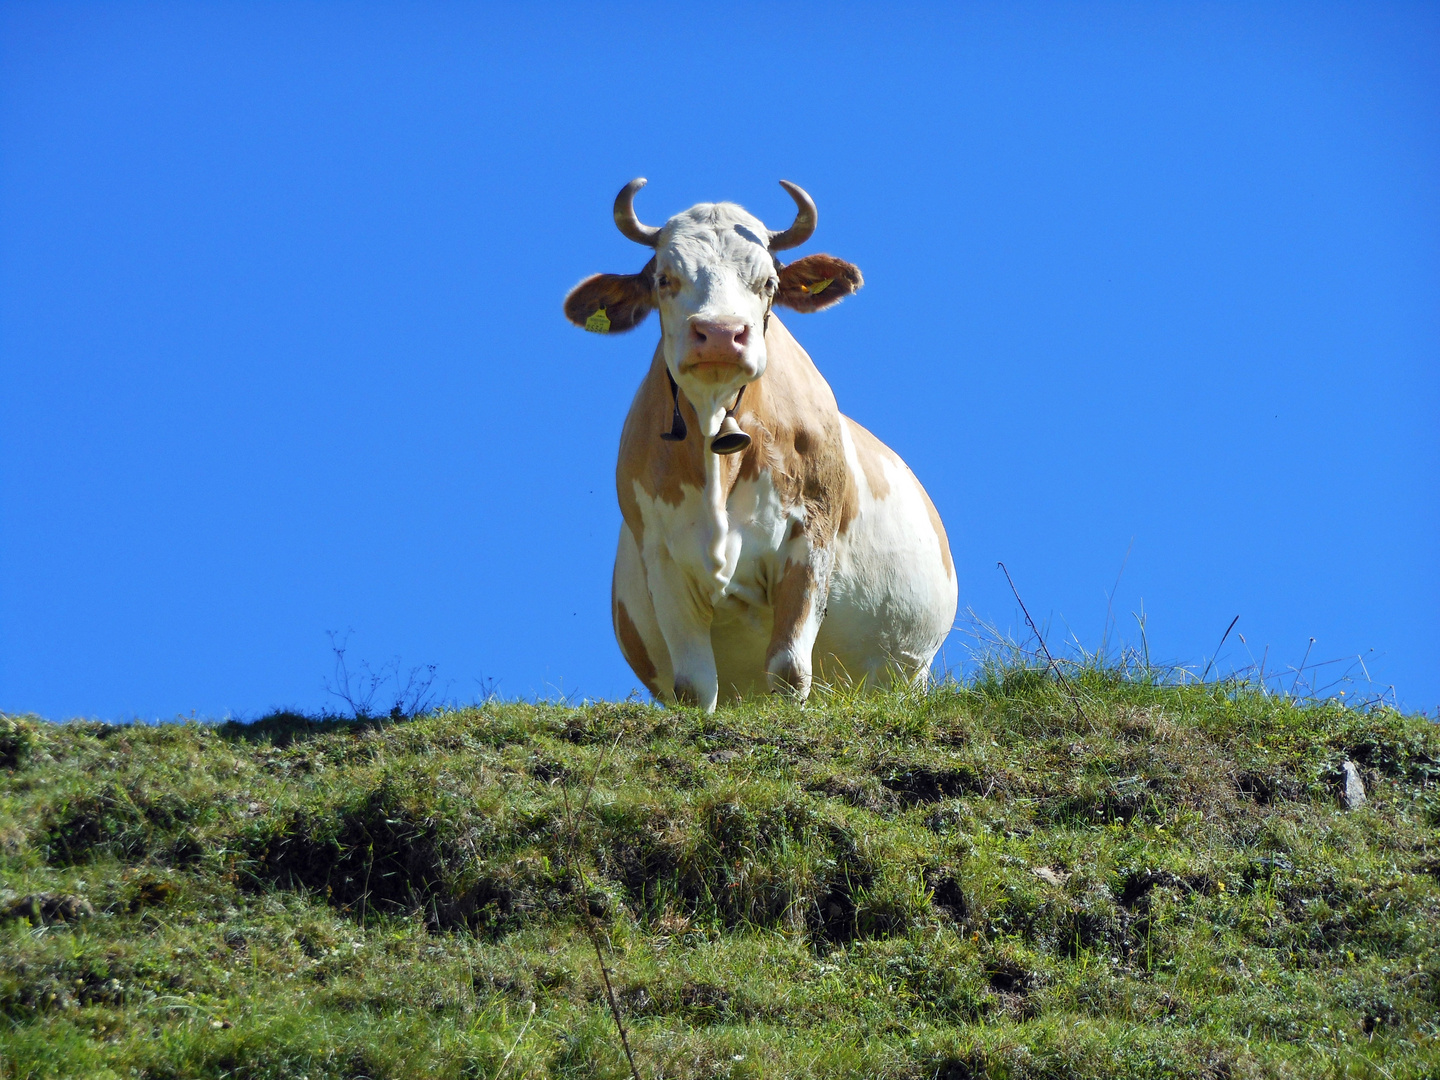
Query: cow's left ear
775 254 863 313
564 260 655 334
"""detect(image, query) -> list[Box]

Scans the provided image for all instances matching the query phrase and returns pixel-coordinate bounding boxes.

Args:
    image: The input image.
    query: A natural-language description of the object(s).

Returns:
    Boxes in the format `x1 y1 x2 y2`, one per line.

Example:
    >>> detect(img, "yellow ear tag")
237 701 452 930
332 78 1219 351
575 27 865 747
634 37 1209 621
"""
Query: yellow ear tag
585 307 611 334
805 278 834 296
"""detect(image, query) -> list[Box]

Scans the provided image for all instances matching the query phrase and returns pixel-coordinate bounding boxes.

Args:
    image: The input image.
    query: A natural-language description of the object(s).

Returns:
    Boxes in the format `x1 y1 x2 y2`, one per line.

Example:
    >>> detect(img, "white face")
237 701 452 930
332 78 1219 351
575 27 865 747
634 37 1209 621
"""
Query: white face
653 203 780 438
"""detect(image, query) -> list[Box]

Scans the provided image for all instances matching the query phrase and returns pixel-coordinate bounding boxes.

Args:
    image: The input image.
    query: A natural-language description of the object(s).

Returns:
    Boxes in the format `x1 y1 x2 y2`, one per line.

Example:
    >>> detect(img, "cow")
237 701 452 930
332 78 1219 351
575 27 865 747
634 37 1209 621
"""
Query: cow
565 179 956 712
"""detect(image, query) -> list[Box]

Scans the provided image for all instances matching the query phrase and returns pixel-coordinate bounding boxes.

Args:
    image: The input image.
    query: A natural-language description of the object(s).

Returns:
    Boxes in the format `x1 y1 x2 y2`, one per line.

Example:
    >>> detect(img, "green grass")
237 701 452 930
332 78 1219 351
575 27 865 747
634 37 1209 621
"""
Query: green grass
1 669 1437 1079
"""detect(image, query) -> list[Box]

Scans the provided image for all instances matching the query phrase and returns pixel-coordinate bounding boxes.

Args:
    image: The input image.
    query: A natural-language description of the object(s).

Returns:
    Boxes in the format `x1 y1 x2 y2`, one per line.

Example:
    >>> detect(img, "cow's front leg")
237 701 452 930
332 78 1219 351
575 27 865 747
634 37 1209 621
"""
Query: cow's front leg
765 543 832 702
645 548 720 711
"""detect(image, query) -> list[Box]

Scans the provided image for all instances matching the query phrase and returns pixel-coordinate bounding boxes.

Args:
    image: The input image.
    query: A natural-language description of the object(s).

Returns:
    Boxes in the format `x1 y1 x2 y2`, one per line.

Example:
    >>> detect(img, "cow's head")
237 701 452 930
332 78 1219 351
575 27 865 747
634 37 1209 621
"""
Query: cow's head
565 180 863 441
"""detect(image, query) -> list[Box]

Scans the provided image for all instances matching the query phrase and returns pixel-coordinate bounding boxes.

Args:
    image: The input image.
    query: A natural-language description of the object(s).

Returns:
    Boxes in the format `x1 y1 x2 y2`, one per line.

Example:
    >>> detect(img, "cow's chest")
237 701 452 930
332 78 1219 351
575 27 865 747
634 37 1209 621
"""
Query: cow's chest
631 470 799 615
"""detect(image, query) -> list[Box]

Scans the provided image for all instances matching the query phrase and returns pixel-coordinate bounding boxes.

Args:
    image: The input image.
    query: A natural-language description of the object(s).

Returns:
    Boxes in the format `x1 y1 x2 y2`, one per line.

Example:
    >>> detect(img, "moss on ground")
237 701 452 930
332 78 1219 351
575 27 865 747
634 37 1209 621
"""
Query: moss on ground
1 672 1437 1078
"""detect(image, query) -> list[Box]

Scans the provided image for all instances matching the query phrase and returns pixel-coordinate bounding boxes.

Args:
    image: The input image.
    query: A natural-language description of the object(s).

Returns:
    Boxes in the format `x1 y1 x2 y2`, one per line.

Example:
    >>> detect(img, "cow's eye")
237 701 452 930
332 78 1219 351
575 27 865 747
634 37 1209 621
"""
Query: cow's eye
656 273 671 289
763 278 778 295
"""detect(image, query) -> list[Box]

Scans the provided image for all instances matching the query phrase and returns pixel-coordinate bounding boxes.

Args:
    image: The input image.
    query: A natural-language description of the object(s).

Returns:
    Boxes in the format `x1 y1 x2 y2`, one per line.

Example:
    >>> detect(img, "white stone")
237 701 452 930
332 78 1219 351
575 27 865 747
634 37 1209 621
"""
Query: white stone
1031 866 1069 886
1341 761 1367 809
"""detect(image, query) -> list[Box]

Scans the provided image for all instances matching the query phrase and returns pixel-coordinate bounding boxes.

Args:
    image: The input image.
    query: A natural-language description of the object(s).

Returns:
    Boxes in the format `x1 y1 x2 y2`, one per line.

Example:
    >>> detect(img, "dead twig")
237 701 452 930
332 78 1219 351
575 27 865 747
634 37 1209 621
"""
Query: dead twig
1290 637 1317 697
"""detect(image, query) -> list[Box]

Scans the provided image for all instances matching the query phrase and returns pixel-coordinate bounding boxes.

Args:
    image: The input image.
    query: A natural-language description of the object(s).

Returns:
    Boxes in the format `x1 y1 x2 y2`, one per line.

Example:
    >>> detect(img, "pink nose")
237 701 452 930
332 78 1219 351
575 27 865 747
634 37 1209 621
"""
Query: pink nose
688 317 750 359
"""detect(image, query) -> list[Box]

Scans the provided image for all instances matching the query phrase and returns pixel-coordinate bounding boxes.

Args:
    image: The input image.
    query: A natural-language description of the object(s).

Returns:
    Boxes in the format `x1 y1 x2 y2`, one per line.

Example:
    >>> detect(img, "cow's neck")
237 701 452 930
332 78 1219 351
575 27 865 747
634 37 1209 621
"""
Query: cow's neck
686 380 743 442
658 359 757 596
696 435 731 589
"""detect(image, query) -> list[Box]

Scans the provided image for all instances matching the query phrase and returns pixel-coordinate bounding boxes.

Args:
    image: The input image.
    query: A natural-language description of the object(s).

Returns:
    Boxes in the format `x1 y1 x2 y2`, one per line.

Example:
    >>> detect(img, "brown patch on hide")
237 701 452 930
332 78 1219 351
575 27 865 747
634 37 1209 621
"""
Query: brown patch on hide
614 599 659 693
843 417 952 575
734 319 860 547
843 417 893 503
766 559 816 694
776 254 863 313
564 259 656 333
922 484 954 579
616 343 707 530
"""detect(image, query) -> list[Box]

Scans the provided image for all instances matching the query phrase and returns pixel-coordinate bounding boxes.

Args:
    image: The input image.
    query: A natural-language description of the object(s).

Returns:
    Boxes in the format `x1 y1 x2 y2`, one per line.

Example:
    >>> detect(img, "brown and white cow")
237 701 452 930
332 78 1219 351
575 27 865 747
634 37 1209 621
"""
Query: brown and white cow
566 179 956 712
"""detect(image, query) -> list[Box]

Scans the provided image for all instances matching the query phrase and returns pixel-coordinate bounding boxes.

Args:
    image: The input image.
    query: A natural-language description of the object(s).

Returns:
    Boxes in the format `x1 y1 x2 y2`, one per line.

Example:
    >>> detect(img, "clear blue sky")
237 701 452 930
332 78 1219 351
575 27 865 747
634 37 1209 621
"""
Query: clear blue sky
2 3 1436 719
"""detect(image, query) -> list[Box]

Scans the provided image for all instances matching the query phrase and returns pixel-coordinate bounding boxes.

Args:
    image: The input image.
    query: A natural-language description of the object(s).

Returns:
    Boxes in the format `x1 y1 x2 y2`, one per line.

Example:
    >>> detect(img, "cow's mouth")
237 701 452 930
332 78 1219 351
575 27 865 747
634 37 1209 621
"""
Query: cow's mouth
681 359 748 384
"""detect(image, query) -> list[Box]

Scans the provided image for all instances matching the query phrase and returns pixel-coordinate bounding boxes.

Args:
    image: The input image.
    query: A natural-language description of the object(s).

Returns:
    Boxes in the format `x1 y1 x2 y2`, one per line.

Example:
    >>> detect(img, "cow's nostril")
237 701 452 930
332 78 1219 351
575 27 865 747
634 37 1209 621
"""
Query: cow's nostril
735 326 749 347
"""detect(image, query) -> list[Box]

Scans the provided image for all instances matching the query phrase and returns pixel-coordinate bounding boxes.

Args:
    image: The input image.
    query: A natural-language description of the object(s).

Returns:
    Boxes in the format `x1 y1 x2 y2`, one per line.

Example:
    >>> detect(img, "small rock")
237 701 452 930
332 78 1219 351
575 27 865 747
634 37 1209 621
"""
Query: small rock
1341 761 1366 809
1031 866 1069 887
706 749 740 764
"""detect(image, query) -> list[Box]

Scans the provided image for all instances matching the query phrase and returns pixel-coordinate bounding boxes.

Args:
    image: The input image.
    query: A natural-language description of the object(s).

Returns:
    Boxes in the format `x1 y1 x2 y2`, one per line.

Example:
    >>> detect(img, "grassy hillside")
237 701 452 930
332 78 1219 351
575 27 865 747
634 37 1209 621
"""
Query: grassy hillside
1 670 1437 1079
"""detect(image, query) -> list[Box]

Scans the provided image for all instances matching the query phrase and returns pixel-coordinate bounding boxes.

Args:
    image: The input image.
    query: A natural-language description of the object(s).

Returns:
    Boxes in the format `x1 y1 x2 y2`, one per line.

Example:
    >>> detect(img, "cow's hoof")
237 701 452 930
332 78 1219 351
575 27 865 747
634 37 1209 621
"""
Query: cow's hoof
668 679 714 714
765 656 812 701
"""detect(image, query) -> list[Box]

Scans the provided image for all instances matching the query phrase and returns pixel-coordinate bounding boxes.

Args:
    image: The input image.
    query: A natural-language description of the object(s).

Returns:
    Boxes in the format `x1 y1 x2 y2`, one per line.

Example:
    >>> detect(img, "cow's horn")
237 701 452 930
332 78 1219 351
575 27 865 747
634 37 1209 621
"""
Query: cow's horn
614 178 661 248
767 180 817 251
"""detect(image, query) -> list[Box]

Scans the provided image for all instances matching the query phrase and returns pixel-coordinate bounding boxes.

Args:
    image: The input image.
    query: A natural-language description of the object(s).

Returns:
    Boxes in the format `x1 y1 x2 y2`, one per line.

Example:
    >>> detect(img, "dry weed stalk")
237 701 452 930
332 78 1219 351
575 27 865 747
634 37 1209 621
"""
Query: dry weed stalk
997 561 1095 733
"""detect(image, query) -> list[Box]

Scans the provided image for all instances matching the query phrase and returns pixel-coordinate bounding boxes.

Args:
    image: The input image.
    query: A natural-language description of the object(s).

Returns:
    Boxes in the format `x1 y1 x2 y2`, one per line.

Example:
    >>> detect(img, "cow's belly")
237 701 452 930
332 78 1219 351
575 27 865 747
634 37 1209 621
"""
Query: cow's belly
709 602 773 701
813 417 957 686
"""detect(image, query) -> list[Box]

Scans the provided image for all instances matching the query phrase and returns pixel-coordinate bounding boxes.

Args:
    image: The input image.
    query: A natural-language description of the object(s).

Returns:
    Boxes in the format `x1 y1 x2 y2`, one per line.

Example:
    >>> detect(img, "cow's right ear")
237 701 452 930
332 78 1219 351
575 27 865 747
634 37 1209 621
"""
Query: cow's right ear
775 254 863 313
564 260 655 334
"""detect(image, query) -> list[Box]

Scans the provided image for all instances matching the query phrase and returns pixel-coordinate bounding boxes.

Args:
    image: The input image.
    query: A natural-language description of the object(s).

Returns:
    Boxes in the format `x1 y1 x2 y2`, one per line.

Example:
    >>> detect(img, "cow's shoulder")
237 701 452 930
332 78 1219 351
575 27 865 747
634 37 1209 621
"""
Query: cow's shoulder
738 318 857 541
839 414 897 502
616 345 706 536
